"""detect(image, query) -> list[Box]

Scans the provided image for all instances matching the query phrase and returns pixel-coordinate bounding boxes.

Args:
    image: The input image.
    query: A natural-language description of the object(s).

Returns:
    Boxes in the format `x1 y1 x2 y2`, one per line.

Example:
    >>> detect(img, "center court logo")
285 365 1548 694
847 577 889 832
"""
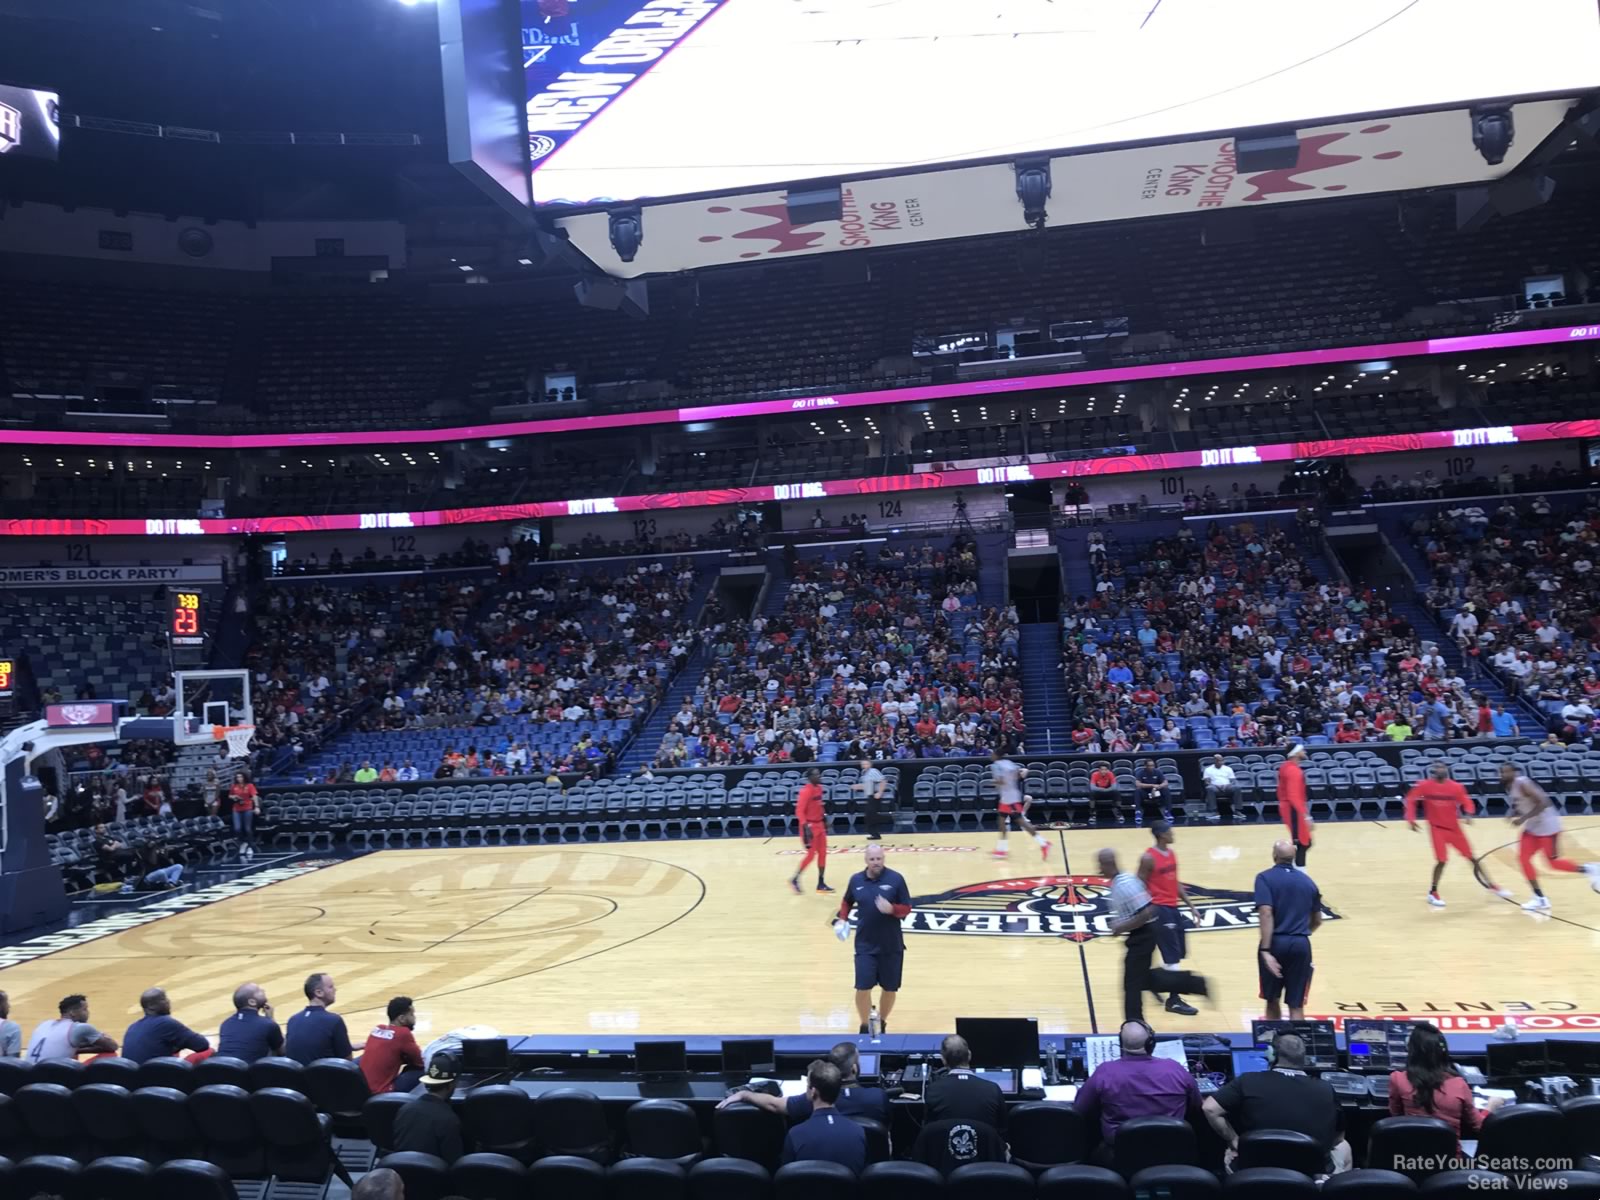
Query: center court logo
899 875 1341 942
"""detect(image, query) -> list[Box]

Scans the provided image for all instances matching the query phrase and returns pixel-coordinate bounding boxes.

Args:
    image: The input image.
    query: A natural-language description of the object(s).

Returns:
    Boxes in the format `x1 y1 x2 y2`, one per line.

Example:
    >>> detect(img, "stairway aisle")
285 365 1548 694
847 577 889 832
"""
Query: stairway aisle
1019 623 1073 757
617 562 725 772
618 645 710 771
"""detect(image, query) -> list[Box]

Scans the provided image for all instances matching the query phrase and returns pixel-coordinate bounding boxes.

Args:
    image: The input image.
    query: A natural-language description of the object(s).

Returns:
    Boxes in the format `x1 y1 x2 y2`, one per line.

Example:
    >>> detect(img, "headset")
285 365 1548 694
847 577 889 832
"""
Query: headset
1126 1019 1157 1055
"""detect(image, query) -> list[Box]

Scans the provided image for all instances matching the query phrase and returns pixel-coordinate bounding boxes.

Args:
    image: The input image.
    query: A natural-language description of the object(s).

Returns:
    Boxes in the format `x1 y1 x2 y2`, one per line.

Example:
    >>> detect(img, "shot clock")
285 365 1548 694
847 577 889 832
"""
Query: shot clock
0 658 13 697
169 589 206 648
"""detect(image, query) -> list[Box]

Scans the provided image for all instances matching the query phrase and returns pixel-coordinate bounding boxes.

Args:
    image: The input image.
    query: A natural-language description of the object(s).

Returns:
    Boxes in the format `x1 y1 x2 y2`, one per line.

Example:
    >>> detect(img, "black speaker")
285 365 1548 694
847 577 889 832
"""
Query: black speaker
786 185 843 225
573 276 649 319
1236 131 1300 173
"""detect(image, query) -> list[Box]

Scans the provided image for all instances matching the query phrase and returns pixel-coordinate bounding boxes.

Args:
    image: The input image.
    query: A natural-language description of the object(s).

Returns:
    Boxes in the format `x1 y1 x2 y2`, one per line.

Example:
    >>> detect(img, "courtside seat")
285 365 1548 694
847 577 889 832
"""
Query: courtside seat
527 1155 607 1200
73 1083 141 1159
448 1152 528 1200
378 1151 451 1200
131 1086 204 1162
155 1157 241 1200
1129 1164 1221 1199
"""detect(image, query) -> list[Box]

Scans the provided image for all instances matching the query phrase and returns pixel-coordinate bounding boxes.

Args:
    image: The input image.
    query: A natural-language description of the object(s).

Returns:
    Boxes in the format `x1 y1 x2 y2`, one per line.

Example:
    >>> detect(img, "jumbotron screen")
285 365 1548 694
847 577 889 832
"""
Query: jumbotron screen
0 83 60 162
522 0 1600 205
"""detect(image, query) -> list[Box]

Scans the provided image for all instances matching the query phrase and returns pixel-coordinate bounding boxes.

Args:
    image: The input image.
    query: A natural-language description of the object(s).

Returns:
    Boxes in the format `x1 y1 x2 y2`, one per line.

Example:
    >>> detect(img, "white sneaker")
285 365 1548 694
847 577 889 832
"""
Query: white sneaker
1427 893 1446 908
1492 886 1514 899
1584 863 1600 893
992 848 1009 859
1522 895 1551 911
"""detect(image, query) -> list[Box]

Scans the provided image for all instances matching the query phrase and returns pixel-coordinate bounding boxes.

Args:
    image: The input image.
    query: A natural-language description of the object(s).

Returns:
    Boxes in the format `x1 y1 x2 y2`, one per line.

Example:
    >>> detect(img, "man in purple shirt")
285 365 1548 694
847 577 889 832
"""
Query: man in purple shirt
1074 1020 1201 1157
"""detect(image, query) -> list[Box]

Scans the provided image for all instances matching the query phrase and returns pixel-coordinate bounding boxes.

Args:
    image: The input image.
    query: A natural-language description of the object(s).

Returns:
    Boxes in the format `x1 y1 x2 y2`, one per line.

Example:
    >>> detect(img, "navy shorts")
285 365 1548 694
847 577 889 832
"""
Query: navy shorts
855 949 904 991
1154 905 1187 964
1259 934 1313 1008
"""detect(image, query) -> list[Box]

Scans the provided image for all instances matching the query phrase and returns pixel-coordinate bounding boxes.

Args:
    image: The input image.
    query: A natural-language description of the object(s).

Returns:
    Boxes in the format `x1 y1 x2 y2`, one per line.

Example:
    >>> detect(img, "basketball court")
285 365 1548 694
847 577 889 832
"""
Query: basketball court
1 820 1597 1045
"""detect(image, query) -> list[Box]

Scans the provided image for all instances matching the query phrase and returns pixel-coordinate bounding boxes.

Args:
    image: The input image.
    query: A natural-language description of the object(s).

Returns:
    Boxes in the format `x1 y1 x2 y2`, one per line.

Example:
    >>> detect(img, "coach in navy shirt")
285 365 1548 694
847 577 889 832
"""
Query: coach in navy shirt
284 972 353 1064
122 987 210 1063
781 1060 867 1172
836 844 912 1034
216 982 284 1062
1254 841 1323 1021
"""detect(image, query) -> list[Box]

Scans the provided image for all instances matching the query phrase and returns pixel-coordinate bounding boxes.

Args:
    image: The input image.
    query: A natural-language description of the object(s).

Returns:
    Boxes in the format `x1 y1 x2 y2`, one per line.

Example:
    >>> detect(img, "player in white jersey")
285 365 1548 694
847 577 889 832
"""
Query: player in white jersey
990 750 1050 861
1500 761 1600 910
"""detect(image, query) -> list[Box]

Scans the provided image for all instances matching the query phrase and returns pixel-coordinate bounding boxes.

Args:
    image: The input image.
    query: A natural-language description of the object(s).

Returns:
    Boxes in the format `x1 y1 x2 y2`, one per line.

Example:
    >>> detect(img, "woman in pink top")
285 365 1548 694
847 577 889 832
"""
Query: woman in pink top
1387 1023 1503 1149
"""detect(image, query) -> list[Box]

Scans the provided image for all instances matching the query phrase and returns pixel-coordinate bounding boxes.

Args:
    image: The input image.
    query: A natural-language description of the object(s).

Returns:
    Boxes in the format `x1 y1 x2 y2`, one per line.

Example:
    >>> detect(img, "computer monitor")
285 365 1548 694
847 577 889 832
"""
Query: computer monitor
1232 1048 1270 1077
972 1068 1020 1093
1486 1040 1550 1082
460 1037 510 1071
635 1040 689 1077
1548 1038 1600 1076
721 1038 776 1075
1343 1020 1413 1073
1250 1020 1340 1071
856 1052 880 1080
955 1017 1041 1071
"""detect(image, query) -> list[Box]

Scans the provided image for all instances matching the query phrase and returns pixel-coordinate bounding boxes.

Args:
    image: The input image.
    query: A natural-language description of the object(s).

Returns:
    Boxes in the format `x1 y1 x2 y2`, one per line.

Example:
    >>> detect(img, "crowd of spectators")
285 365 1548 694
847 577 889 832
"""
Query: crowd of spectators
648 538 1025 768
243 576 472 769
1064 520 1519 752
247 557 710 781
41 740 181 832
1413 493 1600 742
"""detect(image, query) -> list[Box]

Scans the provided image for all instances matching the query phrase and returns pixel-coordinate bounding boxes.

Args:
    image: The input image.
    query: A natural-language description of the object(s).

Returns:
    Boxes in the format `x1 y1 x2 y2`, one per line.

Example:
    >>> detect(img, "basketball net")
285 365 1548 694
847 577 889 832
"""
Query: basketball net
215 724 256 759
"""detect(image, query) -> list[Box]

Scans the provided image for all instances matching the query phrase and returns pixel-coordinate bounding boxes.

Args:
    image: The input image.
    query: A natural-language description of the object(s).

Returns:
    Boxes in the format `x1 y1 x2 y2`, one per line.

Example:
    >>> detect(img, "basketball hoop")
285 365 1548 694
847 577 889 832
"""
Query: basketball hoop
215 724 256 759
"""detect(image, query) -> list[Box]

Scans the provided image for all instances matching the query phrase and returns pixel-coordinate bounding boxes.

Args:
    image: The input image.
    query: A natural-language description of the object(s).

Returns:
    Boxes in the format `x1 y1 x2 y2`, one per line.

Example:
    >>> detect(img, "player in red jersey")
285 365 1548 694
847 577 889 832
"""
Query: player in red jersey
1143 821 1204 1017
1277 745 1313 867
790 768 835 894
1405 761 1512 907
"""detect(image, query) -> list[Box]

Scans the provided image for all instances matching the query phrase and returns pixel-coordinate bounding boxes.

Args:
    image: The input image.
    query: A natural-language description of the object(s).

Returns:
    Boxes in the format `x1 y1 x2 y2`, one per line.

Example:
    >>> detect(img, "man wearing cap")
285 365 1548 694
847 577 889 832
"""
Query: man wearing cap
391 1061 464 1162
1278 745 1313 867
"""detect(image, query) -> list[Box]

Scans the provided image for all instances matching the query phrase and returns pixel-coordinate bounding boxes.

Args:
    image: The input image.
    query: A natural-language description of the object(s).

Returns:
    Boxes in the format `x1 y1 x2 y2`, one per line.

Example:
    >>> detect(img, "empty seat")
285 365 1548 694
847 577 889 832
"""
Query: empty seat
1037 1163 1131 1200
864 1164 934 1200
1129 1164 1221 1199
773 1159 859 1200
625 1098 703 1167
527 1154 607 1200
378 1151 451 1200
1113 1116 1197 1176
948 1161 1034 1199
79 1155 155 1200
689 1157 772 1200
461 1084 538 1162
448 1152 528 1200
1224 1167 1316 1198
153 1157 241 1200
610 1157 689 1200
1318 1168 1417 1199
533 1088 612 1163
1006 1102 1088 1172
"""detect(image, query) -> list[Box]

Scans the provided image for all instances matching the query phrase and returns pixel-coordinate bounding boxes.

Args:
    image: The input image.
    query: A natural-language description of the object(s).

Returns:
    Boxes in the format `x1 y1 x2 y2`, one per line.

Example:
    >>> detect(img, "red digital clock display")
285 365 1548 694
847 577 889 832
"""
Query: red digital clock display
170 591 205 647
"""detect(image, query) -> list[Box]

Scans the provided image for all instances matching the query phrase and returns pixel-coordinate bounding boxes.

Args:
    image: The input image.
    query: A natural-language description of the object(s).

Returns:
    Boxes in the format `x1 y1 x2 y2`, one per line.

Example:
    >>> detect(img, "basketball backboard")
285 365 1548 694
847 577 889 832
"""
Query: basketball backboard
173 669 253 746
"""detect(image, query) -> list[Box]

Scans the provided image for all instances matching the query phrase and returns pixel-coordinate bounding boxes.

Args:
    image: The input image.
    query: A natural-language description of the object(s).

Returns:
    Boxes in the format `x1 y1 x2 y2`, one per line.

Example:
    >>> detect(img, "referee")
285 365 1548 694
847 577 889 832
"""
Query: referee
835 844 912 1034
1100 847 1210 1023
1255 840 1322 1021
